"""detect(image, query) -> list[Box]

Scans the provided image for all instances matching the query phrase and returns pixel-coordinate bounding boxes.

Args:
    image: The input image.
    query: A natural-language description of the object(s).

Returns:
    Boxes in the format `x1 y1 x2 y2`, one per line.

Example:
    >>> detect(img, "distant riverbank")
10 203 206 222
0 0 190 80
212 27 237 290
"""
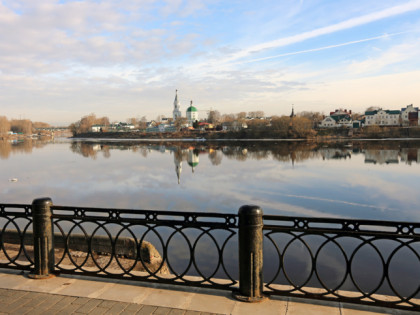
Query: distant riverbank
72 126 420 141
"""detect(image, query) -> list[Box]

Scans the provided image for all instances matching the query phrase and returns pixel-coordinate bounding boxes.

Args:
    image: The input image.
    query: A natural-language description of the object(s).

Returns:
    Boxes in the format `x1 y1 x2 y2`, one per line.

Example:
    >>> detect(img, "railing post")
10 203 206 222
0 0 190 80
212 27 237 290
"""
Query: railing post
233 205 267 302
28 198 55 279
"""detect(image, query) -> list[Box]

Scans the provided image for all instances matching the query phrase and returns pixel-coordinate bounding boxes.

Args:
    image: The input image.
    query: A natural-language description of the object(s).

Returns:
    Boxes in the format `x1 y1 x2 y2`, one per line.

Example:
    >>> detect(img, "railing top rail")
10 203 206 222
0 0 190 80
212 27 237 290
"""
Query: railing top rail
263 214 420 237
0 203 31 208
51 205 238 228
0 203 32 218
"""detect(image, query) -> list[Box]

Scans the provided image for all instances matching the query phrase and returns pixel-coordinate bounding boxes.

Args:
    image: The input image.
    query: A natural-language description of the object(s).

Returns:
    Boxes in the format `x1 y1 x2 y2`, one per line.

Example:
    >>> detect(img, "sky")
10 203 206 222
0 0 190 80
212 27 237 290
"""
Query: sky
1 0 420 125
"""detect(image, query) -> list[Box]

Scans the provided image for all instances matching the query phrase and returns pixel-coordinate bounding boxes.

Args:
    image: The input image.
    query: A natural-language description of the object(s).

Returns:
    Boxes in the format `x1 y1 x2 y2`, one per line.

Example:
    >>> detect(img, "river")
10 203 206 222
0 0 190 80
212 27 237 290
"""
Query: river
1 138 420 222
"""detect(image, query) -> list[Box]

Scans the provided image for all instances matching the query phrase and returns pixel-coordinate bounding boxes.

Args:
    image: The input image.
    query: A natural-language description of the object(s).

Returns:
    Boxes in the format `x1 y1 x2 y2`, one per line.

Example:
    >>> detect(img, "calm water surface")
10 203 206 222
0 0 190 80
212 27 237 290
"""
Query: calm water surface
1 138 420 222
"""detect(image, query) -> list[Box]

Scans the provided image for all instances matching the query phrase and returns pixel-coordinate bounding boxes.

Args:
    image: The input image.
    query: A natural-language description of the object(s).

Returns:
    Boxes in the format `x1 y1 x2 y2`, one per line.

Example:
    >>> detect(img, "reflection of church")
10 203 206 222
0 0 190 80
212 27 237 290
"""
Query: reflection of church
188 148 199 172
173 147 200 184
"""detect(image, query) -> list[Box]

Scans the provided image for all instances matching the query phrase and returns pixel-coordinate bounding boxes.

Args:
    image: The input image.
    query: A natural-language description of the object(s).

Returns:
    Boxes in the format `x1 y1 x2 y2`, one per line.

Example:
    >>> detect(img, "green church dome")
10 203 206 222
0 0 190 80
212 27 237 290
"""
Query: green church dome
187 106 198 112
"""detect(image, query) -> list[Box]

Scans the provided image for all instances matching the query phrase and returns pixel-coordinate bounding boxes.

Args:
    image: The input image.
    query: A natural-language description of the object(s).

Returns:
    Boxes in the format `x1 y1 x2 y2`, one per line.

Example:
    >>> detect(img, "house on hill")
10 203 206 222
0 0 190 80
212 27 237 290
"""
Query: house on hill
319 109 353 128
364 109 400 126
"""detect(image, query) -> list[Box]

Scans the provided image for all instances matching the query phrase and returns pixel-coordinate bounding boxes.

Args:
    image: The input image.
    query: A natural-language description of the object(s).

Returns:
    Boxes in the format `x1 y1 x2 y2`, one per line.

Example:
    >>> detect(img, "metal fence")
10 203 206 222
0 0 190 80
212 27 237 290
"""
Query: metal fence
263 215 420 310
1 199 420 311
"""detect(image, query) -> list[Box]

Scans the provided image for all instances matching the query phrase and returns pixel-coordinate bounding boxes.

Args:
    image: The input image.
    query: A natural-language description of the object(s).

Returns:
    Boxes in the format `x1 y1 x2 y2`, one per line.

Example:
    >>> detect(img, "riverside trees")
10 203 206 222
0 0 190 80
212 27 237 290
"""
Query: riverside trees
69 113 110 135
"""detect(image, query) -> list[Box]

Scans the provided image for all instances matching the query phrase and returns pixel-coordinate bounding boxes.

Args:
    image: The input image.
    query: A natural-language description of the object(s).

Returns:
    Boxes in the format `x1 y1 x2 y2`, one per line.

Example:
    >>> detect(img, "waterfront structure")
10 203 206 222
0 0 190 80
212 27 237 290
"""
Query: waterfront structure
186 101 198 125
401 104 419 126
91 125 104 132
319 109 353 128
364 109 400 126
173 90 182 121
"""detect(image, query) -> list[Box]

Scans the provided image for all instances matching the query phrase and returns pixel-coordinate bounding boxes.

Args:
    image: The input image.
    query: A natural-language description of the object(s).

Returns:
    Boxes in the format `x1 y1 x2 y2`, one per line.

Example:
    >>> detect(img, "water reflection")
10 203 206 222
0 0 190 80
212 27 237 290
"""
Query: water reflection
0 139 49 160
1 139 420 222
67 140 420 176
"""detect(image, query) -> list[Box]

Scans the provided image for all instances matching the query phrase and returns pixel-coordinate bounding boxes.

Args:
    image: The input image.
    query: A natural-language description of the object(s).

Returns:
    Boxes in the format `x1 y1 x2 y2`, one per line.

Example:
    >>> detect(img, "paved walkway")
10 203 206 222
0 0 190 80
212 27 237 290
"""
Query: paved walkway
0 269 416 314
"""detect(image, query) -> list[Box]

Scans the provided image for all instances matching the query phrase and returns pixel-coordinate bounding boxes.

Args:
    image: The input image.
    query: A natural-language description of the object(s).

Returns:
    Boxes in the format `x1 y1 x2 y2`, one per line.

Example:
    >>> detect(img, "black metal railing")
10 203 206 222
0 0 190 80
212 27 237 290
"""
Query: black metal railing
1 199 420 311
51 203 238 290
0 203 34 270
263 215 420 310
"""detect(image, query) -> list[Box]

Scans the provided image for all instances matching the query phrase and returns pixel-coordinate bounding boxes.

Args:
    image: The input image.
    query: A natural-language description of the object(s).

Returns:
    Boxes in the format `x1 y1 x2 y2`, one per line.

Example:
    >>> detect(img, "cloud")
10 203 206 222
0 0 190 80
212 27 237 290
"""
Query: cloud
348 37 420 74
235 32 410 65
223 0 420 62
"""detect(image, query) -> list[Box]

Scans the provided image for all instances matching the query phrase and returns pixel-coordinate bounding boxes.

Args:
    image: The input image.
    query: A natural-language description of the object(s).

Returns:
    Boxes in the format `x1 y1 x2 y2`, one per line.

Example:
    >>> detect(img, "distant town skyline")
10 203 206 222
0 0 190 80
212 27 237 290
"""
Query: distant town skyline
1 0 420 125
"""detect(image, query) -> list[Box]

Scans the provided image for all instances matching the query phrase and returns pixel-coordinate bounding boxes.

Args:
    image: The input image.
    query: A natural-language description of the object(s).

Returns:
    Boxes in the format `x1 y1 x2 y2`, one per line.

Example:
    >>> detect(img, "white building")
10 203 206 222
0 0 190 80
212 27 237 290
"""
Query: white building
319 109 353 128
186 101 198 125
172 90 182 121
364 109 400 126
401 104 419 126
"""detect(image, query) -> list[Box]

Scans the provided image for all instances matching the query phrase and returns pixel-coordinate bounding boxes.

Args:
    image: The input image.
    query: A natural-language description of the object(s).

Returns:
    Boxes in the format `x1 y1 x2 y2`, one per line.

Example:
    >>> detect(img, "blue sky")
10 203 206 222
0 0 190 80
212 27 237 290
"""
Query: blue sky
1 0 420 125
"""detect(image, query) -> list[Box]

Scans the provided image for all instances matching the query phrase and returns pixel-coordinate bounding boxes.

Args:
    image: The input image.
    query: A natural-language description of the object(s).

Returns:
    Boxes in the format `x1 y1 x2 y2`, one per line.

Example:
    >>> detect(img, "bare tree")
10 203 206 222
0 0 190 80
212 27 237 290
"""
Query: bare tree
221 113 235 123
0 116 10 134
248 111 265 119
174 117 188 130
10 119 32 134
207 110 221 124
138 116 147 129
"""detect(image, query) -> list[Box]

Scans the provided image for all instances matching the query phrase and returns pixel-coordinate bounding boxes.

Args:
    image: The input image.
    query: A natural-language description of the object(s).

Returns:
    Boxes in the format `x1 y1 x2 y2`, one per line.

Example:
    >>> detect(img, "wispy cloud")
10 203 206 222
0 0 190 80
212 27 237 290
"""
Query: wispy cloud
234 31 410 65
225 0 420 62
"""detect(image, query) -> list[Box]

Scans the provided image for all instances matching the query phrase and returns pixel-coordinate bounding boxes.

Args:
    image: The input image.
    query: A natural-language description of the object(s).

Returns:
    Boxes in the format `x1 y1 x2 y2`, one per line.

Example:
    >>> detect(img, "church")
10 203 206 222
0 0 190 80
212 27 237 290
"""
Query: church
172 90 198 126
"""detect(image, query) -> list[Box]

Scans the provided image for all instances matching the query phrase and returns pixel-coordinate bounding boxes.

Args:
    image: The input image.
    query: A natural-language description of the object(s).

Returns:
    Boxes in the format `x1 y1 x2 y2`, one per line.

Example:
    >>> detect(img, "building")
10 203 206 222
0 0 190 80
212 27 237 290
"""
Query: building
401 104 419 126
186 101 198 125
364 109 400 126
172 90 182 121
319 109 353 128
91 125 104 132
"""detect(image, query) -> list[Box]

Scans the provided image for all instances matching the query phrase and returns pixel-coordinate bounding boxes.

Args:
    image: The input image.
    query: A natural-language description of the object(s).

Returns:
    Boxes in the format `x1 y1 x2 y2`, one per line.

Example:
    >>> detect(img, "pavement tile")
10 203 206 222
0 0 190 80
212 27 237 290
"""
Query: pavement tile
184 311 200 315
54 278 114 298
9 306 32 315
0 274 31 290
106 302 129 314
120 304 144 315
140 288 194 309
287 299 341 315
187 291 235 314
47 296 78 312
75 298 103 313
231 299 287 315
88 306 112 315
99 300 117 308
153 306 173 315
168 309 186 315
72 297 93 305
28 295 67 314
97 282 151 304
137 305 158 315
0 297 31 313
340 303 405 315
56 302 82 315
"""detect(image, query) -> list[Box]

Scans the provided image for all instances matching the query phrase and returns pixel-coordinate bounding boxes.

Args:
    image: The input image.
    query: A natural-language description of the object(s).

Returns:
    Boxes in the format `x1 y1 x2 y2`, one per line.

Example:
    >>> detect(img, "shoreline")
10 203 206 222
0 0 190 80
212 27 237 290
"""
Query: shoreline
71 132 420 143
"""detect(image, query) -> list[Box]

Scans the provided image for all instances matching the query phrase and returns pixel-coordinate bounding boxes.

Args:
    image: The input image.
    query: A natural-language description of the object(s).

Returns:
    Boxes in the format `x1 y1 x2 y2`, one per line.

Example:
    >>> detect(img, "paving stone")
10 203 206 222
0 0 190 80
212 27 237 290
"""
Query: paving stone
137 305 158 315
9 306 32 315
72 297 93 305
119 303 144 314
99 300 117 309
0 297 31 313
153 306 172 315
106 302 129 314
184 311 201 315
47 296 78 312
75 298 103 313
88 306 111 315
56 302 82 315
168 309 186 315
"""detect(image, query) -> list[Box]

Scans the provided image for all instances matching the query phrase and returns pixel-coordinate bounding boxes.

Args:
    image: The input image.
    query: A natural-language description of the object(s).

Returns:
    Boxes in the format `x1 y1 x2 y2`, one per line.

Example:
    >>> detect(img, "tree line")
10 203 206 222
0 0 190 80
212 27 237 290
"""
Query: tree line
0 116 50 135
